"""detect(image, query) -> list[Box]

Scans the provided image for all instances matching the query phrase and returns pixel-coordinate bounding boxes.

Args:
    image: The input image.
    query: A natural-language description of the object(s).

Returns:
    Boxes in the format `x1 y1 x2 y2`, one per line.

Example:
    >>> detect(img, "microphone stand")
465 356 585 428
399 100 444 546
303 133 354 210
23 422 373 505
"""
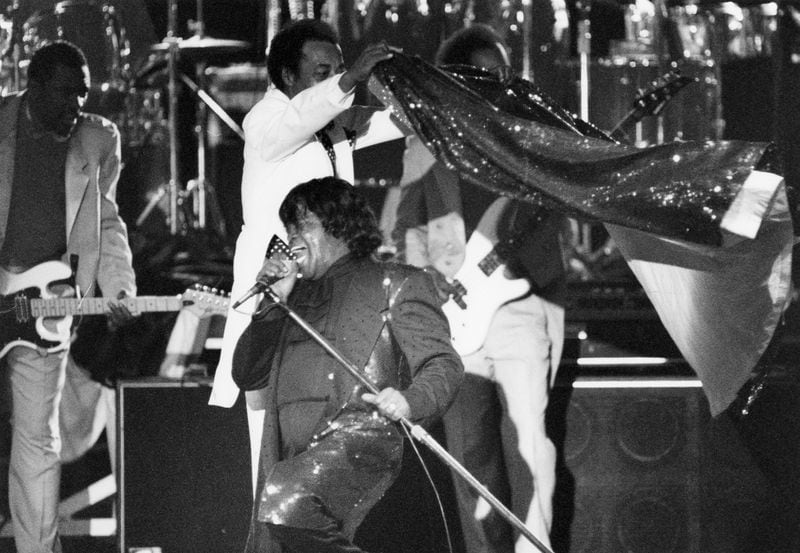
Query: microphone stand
262 287 555 553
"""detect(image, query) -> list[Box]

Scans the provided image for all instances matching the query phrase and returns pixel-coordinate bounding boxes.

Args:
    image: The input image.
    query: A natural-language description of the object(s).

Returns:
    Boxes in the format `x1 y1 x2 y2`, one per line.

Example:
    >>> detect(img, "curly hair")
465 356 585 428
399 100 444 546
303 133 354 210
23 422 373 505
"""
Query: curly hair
279 177 382 258
267 19 339 92
435 24 507 66
28 40 87 84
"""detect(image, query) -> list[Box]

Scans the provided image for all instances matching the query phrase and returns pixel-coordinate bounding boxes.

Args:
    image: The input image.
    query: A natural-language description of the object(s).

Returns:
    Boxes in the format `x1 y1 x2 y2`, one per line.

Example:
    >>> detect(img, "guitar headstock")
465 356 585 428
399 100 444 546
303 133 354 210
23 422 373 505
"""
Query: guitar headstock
180 286 230 318
632 70 697 117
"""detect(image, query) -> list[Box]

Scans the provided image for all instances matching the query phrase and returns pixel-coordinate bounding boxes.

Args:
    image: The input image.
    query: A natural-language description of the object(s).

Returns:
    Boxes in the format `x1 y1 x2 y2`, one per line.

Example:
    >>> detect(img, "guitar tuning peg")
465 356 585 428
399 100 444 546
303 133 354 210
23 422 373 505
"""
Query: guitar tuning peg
211 287 218 294
193 283 201 290
202 285 210 292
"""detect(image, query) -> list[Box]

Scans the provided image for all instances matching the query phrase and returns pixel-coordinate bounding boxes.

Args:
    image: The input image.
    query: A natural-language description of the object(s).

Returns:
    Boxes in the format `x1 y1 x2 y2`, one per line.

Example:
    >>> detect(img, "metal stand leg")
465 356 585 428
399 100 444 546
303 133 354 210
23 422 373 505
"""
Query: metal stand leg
166 0 181 235
182 65 233 240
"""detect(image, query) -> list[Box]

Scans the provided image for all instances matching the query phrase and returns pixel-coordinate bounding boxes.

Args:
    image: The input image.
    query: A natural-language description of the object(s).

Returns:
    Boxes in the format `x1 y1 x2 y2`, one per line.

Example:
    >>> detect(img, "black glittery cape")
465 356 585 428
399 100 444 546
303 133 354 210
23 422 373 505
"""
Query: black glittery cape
372 54 794 416
370 53 772 247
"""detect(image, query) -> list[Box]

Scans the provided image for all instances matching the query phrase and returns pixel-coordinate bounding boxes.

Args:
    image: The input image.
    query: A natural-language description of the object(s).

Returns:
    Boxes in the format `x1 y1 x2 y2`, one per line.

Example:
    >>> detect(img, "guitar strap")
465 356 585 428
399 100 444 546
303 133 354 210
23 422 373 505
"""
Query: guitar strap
69 253 81 299
315 124 357 178
474 196 511 244
475 197 531 251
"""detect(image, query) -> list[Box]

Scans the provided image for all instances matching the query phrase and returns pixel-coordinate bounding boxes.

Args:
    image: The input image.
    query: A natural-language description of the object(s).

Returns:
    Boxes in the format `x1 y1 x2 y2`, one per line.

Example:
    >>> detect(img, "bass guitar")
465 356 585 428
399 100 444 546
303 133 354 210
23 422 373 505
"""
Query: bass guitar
441 230 530 356
0 260 229 360
442 73 695 355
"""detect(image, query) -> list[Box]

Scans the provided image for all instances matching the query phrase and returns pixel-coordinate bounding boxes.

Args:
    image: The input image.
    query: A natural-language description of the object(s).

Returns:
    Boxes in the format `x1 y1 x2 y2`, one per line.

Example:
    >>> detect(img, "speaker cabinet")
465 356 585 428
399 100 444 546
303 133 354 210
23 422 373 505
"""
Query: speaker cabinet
117 378 251 553
547 369 708 553
116 379 457 553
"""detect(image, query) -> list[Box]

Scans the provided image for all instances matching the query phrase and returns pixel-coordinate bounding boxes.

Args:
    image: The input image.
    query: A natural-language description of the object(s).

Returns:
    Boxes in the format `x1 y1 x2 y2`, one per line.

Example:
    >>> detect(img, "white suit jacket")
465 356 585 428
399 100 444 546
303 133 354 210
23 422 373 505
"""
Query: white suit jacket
210 74 404 407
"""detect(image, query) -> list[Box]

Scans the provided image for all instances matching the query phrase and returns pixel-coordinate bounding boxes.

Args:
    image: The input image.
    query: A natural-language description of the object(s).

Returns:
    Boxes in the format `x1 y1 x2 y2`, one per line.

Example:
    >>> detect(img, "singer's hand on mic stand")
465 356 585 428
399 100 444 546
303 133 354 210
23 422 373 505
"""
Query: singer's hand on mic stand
256 257 300 304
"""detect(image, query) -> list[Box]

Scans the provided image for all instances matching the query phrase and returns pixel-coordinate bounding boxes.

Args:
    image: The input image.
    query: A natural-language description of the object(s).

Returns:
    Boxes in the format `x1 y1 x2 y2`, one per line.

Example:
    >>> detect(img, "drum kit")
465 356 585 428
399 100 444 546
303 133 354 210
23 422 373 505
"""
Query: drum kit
569 0 779 145
322 0 778 145
0 0 250 240
0 0 782 240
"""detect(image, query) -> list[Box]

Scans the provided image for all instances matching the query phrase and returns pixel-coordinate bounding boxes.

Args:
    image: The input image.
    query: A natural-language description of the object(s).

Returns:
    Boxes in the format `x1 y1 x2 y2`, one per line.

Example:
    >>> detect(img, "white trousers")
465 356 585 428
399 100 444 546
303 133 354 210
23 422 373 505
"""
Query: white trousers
6 346 67 553
444 294 564 553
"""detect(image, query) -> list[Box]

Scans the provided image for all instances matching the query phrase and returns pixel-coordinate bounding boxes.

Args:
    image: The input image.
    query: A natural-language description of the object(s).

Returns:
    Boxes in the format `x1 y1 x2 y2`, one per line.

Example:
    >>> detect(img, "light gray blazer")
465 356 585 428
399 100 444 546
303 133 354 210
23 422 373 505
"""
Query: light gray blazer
0 92 135 298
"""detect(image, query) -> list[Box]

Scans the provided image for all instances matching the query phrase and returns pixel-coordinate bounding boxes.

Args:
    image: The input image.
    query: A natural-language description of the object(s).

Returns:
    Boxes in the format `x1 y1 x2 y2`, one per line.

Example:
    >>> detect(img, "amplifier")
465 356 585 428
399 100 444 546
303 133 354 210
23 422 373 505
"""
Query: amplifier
117 378 251 553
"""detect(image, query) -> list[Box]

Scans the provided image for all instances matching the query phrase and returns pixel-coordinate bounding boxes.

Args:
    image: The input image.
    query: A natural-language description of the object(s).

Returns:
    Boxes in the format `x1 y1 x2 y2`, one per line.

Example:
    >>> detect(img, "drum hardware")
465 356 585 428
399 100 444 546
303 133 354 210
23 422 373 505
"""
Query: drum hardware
610 0 659 57
180 70 243 238
205 63 268 114
135 180 168 229
18 1 131 117
573 0 593 253
132 55 168 88
288 0 316 21
165 0 180 236
150 35 251 57
179 73 244 141
576 0 592 120
266 0 282 55
520 0 534 81
1 1 23 92
149 0 250 237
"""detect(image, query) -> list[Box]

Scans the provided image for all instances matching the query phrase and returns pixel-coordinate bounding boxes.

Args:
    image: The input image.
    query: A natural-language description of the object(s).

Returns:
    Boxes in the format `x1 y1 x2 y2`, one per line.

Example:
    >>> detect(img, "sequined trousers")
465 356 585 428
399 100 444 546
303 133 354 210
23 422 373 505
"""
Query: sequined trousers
258 408 403 553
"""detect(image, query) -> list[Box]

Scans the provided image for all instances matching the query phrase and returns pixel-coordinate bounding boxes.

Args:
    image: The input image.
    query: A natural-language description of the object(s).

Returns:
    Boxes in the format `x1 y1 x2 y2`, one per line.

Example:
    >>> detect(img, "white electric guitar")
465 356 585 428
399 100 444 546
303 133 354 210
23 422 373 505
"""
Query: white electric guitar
0 260 229 360
441 230 530 356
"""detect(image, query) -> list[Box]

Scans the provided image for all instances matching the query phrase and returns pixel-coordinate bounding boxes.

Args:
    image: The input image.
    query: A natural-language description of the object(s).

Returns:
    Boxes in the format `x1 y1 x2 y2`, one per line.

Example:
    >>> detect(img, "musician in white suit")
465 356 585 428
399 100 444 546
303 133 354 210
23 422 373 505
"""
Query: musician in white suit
0 41 135 553
393 26 566 553
210 19 405 498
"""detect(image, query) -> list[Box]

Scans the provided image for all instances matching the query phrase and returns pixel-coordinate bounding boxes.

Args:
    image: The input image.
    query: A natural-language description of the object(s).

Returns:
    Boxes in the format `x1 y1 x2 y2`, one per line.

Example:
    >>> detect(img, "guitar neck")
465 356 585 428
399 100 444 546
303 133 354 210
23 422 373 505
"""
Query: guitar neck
29 296 184 317
609 108 642 143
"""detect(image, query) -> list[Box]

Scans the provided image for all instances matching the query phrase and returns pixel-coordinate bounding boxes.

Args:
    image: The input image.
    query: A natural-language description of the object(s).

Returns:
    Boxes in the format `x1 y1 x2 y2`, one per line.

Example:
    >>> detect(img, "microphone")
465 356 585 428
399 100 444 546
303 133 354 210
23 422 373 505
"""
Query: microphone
232 235 297 310
231 275 282 309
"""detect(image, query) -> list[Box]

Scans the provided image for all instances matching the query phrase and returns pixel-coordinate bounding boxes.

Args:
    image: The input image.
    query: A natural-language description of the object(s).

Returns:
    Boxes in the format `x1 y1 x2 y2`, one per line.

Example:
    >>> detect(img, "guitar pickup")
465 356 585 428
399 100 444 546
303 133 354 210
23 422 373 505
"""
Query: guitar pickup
451 280 467 310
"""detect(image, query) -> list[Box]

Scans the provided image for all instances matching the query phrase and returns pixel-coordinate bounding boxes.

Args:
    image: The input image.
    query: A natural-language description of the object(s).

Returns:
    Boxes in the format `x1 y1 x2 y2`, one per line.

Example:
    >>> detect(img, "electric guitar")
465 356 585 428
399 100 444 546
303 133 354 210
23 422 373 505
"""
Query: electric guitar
609 70 697 144
441 74 694 355
441 230 530 356
0 260 229 360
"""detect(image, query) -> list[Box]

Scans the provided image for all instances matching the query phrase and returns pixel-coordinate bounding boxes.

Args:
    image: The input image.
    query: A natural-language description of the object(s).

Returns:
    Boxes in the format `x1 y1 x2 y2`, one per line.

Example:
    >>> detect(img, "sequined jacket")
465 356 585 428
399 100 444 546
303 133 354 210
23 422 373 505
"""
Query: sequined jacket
233 253 462 552
233 254 462 427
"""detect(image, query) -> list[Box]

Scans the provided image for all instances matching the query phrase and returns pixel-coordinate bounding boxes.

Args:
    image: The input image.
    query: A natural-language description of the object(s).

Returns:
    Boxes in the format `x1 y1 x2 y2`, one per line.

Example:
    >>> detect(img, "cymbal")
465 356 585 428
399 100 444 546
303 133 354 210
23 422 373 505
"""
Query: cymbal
150 35 251 57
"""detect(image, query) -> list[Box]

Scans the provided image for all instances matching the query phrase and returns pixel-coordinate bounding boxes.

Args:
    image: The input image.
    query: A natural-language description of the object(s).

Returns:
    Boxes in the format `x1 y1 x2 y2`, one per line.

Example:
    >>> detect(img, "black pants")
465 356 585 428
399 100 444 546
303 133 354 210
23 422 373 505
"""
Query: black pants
259 410 403 553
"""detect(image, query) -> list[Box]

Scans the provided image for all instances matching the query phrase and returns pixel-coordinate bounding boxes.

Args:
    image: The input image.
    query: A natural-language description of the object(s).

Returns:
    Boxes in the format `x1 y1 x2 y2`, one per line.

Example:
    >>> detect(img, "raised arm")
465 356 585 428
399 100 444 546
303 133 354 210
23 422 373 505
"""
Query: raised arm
244 74 354 162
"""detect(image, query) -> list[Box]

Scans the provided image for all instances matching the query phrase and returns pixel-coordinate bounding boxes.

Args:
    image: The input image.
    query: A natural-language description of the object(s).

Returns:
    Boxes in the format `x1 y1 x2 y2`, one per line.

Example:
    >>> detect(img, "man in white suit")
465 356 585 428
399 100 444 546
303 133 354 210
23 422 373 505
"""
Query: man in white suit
0 41 135 553
210 19 405 494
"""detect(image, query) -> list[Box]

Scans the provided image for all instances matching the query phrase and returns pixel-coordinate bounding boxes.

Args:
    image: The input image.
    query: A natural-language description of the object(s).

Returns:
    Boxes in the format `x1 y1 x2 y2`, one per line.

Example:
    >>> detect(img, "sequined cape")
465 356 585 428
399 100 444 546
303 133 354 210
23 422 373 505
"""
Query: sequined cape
232 255 463 552
371 54 793 416
371 53 772 247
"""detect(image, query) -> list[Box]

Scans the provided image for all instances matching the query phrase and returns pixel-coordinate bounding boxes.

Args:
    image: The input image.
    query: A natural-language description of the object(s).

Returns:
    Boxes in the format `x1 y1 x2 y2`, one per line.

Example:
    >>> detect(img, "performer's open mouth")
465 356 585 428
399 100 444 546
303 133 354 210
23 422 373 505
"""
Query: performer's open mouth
290 246 307 264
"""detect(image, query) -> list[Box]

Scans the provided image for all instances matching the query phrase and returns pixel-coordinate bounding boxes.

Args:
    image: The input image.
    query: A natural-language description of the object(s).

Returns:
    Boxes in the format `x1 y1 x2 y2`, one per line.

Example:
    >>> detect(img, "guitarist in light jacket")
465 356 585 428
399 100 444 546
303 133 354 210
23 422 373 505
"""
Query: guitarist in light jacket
392 26 566 553
0 41 135 553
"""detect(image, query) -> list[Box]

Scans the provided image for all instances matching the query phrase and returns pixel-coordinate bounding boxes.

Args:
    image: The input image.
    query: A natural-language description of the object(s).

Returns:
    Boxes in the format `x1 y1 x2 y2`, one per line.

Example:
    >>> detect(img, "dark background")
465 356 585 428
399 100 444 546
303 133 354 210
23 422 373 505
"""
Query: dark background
1 1 799 551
